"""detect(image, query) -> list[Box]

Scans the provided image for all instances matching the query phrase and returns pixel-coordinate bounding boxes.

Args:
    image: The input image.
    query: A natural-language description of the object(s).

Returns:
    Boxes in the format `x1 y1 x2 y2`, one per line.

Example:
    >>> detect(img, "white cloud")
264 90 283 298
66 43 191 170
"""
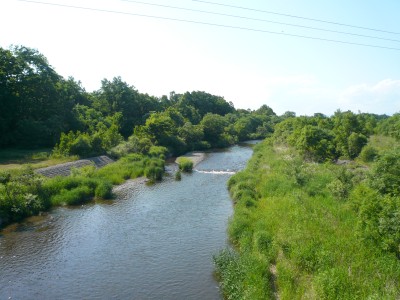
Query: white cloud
338 79 400 114
226 74 318 113
262 78 400 116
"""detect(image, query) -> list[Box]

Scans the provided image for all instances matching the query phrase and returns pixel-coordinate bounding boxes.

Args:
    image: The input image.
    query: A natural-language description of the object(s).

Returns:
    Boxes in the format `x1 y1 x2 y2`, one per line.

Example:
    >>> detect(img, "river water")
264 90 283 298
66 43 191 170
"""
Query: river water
0 143 255 300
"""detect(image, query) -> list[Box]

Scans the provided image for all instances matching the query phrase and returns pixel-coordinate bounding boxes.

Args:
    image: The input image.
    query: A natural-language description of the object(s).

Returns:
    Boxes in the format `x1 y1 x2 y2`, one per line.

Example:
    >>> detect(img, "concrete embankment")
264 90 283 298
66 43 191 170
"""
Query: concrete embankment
35 156 114 177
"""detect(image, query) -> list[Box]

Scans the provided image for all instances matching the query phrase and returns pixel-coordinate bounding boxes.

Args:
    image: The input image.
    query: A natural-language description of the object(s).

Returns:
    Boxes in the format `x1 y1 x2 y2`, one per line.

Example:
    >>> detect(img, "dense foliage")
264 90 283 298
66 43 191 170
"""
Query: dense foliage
215 111 400 299
273 110 383 162
0 46 279 158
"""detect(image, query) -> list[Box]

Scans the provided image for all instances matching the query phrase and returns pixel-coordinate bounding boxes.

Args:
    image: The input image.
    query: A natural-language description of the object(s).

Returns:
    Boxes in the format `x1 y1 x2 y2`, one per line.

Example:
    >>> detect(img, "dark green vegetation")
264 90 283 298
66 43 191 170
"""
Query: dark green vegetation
215 112 400 299
1 46 279 157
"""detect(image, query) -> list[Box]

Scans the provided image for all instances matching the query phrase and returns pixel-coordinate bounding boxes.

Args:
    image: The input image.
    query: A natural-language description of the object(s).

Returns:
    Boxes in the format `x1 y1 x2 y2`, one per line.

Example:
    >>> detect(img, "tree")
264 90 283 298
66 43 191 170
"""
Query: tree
0 46 83 147
347 132 367 159
296 125 336 162
200 113 230 146
178 122 204 150
255 104 276 117
136 111 186 154
370 149 400 196
178 91 235 118
94 77 159 137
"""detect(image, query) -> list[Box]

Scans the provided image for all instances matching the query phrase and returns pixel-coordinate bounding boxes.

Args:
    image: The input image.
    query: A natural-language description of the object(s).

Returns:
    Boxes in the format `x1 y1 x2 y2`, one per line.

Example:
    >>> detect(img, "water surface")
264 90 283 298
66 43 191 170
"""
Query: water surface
0 143 255 299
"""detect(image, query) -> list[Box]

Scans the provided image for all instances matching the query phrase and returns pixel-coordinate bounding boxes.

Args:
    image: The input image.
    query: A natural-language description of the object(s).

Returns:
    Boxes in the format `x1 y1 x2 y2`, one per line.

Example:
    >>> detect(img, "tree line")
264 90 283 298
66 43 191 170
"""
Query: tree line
1 46 284 158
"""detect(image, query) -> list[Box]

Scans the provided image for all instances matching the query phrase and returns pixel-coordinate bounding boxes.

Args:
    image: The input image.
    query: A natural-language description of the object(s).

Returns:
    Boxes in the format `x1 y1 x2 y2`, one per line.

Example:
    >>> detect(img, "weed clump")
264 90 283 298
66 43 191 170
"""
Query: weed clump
177 157 193 172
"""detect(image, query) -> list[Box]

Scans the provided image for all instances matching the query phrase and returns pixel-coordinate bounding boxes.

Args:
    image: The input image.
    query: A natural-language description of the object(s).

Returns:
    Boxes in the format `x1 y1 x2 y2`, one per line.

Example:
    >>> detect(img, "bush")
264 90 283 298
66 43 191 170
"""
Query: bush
175 170 182 181
370 149 400 196
144 166 163 182
95 181 113 199
51 186 92 206
358 145 378 162
148 146 168 159
177 157 193 172
0 169 46 224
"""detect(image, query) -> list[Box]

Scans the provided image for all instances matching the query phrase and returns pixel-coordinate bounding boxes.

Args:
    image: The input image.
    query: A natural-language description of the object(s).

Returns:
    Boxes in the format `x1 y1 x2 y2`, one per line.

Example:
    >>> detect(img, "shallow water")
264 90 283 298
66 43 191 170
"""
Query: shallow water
0 143 255 299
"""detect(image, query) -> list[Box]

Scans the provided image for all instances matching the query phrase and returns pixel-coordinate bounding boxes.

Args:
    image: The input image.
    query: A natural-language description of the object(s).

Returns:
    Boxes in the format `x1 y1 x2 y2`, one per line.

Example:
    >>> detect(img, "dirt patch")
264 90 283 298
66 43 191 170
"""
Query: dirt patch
112 177 148 200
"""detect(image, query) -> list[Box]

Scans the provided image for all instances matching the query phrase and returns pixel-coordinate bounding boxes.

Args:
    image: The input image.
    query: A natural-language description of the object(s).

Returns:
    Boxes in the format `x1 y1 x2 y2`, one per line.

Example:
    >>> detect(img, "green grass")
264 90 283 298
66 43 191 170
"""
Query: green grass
0 148 51 163
215 139 400 299
176 157 194 172
0 148 78 171
368 135 399 152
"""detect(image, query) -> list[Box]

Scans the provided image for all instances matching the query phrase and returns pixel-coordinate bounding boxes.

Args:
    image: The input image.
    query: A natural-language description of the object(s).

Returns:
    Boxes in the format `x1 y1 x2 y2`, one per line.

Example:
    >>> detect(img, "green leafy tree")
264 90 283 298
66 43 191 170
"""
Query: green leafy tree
347 132 367 159
178 91 234 118
200 113 229 146
94 77 158 137
135 111 186 155
178 122 204 150
370 149 400 196
0 46 84 147
296 125 336 162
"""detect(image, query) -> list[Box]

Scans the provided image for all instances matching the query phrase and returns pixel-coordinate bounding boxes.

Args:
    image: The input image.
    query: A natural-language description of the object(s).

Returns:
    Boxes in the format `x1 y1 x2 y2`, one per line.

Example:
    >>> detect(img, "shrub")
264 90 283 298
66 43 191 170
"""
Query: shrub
51 186 93 206
175 170 182 181
369 149 400 196
348 132 368 159
177 157 193 172
148 146 168 159
0 169 46 224
95 181 113 199
144 166 163 182
358 145 378 162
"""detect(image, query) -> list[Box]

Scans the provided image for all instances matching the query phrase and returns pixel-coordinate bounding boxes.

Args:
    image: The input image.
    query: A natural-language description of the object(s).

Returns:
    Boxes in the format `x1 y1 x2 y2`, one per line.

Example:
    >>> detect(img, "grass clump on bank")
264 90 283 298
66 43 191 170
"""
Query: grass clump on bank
215 139 400 299
40 172 113 206
176 157 193 172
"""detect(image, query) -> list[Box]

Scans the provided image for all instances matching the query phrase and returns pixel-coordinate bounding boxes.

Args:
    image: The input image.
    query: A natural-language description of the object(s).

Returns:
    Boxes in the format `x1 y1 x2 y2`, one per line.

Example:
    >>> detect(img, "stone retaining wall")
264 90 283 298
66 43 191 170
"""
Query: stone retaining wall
35 156 114 177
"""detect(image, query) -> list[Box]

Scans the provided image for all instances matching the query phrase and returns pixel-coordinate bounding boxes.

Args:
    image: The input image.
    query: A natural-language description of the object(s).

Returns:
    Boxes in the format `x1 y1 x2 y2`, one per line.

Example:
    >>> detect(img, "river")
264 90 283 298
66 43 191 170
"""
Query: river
0 143 255 299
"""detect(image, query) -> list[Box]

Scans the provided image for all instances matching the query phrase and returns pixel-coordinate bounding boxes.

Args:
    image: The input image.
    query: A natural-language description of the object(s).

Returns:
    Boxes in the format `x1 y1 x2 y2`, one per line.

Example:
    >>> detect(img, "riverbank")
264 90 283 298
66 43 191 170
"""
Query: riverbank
112 177 148 200
215 139 400 299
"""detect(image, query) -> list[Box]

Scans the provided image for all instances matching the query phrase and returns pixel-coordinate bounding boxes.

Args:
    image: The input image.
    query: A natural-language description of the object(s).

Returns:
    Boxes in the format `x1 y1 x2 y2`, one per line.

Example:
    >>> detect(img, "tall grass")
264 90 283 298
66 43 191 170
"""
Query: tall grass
215 139 400 299
176 157 194 172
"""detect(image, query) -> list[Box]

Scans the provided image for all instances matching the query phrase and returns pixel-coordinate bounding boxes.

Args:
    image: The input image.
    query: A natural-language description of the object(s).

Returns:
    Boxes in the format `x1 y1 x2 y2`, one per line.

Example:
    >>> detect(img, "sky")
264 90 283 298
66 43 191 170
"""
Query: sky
1 0 400 116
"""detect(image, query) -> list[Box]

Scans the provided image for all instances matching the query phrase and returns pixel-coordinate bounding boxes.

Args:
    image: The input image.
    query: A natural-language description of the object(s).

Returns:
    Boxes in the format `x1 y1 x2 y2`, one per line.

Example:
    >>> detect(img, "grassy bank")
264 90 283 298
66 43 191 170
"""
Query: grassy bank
215 139 400 299
0 148 78 171
0 153 164 228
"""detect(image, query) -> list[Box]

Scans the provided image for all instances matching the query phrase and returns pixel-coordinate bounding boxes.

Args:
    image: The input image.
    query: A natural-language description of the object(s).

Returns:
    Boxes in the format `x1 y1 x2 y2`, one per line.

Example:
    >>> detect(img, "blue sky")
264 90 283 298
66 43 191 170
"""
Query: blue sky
1 0 400 115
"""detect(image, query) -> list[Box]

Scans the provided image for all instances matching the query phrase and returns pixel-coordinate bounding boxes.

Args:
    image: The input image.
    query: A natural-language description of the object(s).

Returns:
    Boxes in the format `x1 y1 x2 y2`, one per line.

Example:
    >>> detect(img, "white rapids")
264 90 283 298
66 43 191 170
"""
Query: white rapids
194 169 236 175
